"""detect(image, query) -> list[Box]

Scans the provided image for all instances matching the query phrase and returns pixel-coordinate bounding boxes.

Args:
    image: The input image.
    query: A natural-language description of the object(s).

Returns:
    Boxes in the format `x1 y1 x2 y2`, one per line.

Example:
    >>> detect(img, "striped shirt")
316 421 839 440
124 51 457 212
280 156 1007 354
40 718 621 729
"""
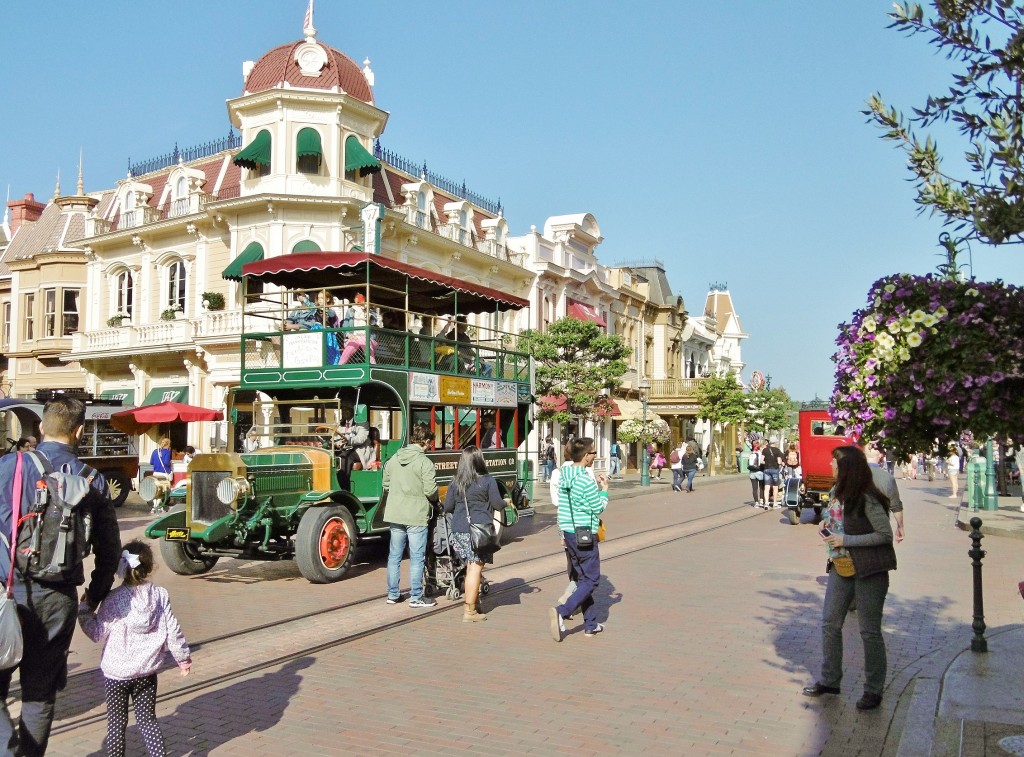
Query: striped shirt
556 465 608 533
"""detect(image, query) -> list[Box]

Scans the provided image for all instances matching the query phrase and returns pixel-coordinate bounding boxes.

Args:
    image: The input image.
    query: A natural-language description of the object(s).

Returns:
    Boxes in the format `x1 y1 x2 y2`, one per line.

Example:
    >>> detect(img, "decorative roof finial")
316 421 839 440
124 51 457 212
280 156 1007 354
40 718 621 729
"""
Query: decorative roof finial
362 58 375 87
54 169 61 199
303 0 316 40
77 149 85 196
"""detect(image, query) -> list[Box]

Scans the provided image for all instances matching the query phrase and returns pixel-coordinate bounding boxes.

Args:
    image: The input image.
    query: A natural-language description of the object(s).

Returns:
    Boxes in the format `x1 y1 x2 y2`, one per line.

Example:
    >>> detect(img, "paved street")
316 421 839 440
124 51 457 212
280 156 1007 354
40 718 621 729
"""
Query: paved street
29 473 1024 756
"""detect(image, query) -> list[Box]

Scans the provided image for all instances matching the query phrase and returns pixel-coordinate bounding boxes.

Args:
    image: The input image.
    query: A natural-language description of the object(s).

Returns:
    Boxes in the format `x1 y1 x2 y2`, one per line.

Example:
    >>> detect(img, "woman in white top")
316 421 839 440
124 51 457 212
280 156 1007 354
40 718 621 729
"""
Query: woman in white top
670 442 686 492
946 445 960 499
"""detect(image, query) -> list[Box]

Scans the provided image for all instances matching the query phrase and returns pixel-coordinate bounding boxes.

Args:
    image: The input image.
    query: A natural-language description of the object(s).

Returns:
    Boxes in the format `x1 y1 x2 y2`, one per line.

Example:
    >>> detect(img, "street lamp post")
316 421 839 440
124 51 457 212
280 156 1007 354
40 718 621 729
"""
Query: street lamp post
639 379 651 487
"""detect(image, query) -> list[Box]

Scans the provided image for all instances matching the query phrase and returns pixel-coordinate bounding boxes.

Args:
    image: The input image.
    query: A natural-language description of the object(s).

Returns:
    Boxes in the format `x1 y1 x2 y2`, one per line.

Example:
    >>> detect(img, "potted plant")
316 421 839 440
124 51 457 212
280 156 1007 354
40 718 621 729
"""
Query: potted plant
201 291 225 311
161 305 184 321
106 313 129 328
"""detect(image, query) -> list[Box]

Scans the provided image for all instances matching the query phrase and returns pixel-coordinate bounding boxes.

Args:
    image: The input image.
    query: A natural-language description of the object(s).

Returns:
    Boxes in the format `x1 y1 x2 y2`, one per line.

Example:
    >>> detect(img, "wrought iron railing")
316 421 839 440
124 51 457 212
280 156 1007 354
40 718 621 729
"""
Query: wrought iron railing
128 130 241 178
373 141 501 216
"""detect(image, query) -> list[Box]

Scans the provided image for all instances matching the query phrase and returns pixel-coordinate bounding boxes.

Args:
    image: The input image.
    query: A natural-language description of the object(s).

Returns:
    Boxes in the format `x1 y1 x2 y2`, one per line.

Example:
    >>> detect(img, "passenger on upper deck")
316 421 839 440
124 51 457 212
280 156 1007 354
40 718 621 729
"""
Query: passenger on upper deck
338 294 377 364
438 315 493 377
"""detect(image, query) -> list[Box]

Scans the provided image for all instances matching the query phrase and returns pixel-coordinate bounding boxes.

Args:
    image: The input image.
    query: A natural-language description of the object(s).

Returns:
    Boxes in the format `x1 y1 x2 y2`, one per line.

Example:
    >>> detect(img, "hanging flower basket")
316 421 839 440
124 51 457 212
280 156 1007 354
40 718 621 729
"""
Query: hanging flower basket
832 273 1024 456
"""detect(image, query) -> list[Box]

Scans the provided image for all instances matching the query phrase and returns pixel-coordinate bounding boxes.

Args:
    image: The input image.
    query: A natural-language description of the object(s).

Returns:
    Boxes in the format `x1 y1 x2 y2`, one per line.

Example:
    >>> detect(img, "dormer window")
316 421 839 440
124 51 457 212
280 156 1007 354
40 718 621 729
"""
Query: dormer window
234 129 272 178
296 127 323 175
416 193 428 228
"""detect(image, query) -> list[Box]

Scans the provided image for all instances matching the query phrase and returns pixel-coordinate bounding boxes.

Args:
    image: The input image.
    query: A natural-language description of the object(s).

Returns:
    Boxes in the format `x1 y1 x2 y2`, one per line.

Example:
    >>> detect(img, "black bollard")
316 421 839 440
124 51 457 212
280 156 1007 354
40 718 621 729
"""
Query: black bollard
968 517 988 653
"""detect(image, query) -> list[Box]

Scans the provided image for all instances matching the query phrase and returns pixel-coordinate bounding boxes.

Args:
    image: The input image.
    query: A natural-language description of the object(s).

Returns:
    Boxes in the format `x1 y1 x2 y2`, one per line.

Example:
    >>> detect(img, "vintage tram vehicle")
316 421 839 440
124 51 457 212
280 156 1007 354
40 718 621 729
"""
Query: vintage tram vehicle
785 404 855 525
145 253 534 583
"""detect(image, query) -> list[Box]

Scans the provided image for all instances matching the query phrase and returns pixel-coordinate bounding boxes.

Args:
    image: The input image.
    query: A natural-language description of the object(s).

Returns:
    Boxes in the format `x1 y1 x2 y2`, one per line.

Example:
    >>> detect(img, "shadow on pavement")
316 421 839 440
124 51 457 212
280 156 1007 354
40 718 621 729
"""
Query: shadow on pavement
757 584 960 755
85 657 315 756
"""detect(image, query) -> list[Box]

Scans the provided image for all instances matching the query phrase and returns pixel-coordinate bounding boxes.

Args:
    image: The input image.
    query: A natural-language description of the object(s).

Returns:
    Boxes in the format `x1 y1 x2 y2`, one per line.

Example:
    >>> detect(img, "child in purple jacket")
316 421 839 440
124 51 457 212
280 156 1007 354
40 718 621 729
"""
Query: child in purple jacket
79 540 192 757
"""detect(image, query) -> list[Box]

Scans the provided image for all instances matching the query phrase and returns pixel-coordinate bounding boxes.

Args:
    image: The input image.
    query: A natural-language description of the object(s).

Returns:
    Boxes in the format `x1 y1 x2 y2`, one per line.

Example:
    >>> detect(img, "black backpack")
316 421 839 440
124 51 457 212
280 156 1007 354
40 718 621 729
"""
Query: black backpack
15 451 98 583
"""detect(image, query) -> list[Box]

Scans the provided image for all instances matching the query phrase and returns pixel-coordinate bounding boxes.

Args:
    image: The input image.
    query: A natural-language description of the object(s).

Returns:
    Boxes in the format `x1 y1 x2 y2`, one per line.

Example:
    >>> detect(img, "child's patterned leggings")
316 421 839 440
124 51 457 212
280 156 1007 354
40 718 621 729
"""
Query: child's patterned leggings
104 674 166 757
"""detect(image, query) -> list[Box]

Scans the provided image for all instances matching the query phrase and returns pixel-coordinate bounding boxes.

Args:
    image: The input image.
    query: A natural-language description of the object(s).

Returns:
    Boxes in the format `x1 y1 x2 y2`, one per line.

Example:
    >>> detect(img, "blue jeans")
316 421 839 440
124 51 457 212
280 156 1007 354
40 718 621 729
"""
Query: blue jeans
609 456 621 477
672 468 684 489
821 568 890 695
684 468 697 491
555 531 601 632
387 524 428 600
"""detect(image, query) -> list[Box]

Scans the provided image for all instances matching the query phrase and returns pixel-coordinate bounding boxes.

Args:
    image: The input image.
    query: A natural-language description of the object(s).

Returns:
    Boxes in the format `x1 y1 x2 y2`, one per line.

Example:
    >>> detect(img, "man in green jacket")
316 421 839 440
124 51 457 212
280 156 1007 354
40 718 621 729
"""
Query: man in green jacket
383 424 439 607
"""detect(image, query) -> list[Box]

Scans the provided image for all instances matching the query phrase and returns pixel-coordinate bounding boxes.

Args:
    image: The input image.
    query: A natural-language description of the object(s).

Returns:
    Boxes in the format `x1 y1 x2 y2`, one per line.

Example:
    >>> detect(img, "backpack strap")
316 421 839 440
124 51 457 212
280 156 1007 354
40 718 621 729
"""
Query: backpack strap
3 453 24 594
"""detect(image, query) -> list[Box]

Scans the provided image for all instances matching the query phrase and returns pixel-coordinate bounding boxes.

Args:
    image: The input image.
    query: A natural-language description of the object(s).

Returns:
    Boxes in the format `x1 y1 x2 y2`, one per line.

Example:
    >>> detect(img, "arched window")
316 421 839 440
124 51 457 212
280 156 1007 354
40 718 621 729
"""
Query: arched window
175 176 188 198
166 261 186 311
296 127 323 175
233 129 272 178
114 270 133 319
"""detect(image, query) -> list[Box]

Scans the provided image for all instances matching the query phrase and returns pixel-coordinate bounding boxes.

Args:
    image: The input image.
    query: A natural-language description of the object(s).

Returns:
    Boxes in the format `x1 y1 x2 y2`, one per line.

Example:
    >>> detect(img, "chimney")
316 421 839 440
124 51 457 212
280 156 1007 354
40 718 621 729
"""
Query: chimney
7 192 45 236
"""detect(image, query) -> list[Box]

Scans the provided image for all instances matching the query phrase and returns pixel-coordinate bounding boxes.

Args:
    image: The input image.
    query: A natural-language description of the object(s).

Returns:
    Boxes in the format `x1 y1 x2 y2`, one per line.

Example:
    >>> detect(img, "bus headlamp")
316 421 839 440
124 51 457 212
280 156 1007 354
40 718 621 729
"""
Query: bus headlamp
216 477 251 505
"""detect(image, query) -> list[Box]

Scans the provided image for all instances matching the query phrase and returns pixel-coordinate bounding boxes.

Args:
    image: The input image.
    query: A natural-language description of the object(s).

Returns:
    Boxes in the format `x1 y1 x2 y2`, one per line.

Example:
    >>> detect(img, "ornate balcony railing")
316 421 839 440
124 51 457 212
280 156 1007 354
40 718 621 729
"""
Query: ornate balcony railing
649 377 707 399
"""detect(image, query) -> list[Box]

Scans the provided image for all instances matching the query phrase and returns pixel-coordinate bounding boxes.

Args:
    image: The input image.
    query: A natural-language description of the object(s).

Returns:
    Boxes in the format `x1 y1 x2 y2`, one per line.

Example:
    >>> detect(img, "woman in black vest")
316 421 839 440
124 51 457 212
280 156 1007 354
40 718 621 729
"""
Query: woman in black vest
802 445 895 711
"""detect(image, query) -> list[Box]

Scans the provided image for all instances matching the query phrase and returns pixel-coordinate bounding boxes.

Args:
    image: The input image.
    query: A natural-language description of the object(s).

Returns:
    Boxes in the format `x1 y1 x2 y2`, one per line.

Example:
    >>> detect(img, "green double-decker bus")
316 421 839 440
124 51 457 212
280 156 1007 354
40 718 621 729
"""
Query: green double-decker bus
146 252 534 583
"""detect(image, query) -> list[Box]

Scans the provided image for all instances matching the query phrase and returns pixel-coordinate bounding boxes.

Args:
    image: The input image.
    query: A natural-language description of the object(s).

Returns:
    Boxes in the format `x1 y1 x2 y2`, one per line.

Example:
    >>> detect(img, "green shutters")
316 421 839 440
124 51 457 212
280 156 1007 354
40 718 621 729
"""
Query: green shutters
222 242 265 281
233 130 272 170
344 135 381 176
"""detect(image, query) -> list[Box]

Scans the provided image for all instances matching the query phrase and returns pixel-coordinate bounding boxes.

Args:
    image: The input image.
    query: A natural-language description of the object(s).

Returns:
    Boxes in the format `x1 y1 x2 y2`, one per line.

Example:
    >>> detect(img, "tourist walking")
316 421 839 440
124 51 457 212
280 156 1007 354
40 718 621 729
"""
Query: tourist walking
443 446 504 622
865 443 905 542
680 444 700 493
542 436 556 482
0 396 122 757
78 540 192 757
748 442 765 506
803 445 896 711
946 444 961 500
670 441 686 491
608 439 623 480
549 437 608 641
382 423 440 607
761 440 784 507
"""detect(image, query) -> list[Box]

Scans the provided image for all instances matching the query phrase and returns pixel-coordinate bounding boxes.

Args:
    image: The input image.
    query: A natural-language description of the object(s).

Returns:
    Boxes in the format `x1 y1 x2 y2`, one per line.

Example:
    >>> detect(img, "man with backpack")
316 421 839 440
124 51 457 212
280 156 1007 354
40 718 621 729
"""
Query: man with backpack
0 396 121 756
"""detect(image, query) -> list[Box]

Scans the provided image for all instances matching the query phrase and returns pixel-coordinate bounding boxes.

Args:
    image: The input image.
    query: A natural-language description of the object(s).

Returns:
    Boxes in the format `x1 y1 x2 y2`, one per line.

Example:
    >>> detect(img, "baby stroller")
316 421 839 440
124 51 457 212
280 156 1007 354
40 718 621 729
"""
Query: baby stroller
424 506 492 601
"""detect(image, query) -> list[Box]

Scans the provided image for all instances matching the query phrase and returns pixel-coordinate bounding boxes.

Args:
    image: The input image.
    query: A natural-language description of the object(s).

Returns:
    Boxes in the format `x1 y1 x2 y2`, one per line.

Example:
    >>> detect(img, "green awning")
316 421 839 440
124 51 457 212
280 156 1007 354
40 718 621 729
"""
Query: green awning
222 241 265 281
296 127 323 159
291 240 321 253
142 386 189 406
233 130 272 170
99 389 135 404
345 135 381 176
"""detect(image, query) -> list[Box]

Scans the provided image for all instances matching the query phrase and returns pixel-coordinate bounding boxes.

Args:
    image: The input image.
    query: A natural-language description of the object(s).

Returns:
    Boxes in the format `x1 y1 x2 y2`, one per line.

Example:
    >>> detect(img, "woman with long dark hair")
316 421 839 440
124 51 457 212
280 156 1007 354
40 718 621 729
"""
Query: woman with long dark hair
443 446 505 622
803 445 895 711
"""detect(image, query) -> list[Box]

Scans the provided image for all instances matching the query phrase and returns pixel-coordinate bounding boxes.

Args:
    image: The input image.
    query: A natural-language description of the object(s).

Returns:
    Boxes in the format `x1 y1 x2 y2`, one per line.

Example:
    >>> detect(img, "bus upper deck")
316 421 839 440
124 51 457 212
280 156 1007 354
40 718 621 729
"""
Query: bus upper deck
238 252 531 392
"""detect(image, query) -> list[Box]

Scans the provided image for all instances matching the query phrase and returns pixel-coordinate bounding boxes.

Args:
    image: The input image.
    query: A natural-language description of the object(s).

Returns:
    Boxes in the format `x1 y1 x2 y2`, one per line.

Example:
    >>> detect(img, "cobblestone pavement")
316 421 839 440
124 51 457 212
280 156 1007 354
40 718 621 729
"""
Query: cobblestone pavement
29 474 1024 756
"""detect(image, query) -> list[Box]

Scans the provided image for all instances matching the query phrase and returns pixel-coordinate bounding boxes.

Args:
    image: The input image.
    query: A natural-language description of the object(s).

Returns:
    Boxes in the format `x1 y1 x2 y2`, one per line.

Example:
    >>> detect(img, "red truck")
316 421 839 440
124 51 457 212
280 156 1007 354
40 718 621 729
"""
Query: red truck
785 406 855 525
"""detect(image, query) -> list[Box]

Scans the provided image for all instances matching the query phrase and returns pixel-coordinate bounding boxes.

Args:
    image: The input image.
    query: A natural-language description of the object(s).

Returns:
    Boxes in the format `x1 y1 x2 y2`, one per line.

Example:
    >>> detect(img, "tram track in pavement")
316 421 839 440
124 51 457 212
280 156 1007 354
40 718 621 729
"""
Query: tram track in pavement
44 502 763 735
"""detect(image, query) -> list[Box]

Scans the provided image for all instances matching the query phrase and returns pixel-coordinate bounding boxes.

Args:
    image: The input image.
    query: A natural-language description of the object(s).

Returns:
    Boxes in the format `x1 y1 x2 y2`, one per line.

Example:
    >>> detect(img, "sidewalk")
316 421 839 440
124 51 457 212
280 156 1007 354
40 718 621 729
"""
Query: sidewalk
899 489 1024 756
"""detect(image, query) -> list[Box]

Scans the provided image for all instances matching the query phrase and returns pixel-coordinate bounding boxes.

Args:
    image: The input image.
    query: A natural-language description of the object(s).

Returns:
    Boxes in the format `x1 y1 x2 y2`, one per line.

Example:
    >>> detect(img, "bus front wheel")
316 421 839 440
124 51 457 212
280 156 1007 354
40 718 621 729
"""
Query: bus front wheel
296 506 357 584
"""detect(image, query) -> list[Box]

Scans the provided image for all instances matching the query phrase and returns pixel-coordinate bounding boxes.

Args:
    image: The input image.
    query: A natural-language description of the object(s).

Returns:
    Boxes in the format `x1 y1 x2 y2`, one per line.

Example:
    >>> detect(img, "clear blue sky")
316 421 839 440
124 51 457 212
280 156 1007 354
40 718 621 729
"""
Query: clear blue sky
3 2 1022 400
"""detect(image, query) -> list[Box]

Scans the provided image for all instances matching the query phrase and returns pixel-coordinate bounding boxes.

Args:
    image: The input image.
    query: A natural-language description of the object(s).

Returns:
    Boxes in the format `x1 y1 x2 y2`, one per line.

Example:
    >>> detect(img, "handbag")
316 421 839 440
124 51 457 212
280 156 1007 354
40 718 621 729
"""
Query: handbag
831 555 856 577
567 486 595 550
463 494 500 554
0 453 26 670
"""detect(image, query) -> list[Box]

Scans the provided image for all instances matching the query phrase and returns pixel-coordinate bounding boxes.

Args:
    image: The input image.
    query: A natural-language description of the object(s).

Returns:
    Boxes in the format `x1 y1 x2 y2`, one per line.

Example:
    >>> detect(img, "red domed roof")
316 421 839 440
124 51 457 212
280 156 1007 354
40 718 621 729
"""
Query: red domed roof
244 40 373 104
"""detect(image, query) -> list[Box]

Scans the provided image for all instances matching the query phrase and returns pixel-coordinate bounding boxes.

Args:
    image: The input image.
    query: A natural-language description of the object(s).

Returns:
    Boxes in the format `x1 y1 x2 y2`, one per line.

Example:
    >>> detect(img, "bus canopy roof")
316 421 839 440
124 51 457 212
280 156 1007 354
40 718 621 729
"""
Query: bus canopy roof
242 252 529 314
